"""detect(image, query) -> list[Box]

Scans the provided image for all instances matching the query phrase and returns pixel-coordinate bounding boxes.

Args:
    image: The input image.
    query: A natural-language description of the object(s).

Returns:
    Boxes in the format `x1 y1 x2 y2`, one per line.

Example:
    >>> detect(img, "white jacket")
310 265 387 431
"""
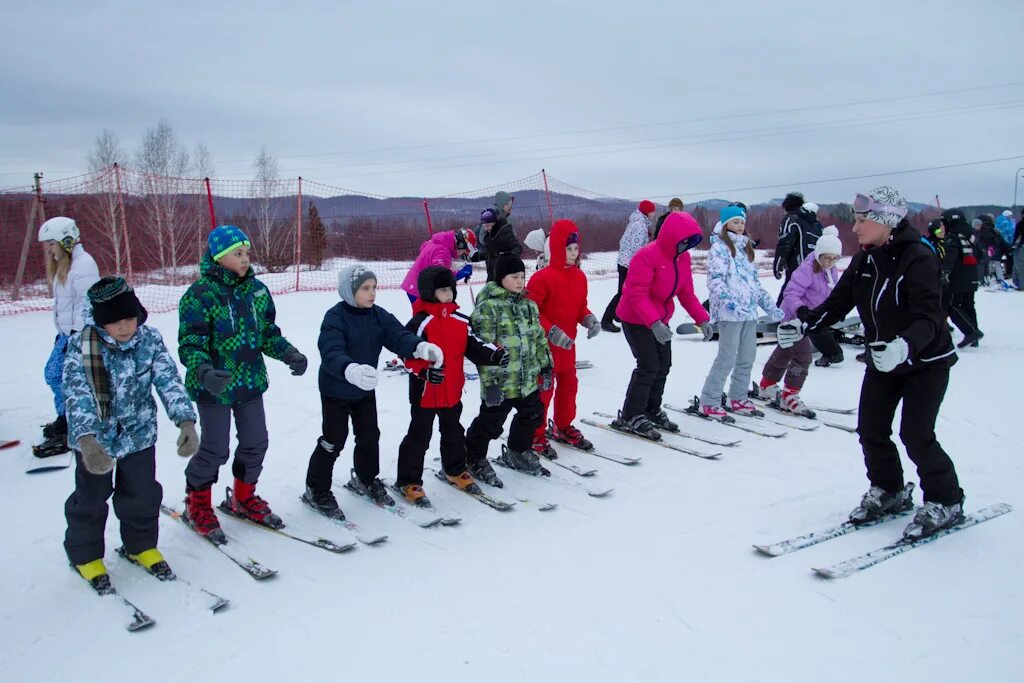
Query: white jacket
53 244 100 335
617 210 651 268
523 228 550 270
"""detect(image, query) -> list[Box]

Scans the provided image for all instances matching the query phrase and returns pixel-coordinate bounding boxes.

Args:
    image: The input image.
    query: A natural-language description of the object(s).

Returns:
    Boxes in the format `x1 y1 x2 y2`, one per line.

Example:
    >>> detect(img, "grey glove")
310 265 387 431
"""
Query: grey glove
700 321 715 342
651 321 674 345
284 348 307 376
484 385 505 407
547 325 575 350
582 314 601 339
539 367 554 392
198 364 231 397
78 435 114 475
176 420 199 457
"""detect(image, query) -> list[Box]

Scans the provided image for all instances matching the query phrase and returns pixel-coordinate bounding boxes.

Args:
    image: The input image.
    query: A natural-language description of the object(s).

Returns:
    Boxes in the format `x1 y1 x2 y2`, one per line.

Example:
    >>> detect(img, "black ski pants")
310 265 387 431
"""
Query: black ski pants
64 446 161 565
601 265 629 325
621 322 672 420
809 328 843 358
306 393 380 491
465 391 543 462
397 401 468 485
186 397 269 489
857 368 963 505
947 291 981 338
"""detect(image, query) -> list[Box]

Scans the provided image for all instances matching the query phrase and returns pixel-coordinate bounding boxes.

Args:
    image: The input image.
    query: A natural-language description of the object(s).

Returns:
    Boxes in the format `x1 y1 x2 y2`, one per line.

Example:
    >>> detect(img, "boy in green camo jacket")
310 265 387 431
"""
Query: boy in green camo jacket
177 225 307 543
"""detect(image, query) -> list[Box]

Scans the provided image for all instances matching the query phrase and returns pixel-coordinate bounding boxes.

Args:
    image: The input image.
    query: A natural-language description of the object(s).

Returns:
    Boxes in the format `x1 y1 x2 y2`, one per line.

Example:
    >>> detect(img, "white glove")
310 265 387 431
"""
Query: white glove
344 363 379 391
776 320 807 349
868 338 909 373
414 341 445 368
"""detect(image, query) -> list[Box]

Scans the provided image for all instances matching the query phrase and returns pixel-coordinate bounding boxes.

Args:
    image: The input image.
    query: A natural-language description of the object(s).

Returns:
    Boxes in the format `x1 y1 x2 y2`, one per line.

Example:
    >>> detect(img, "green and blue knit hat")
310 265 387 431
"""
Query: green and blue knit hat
208 225 251 261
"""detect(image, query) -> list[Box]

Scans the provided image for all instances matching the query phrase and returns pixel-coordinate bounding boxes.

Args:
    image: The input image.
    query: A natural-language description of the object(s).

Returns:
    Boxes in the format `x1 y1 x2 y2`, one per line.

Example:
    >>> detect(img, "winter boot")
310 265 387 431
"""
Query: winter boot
75 558 112 594
467 458 503 488
532 433 558 459
42 414 67 439
347 469 395 506
224 480 284 529
814 353 844 367
184 485 226 544
549 420 595 450
957 331 982 349
301 486 345 520
32 433 70 458
395 483 432 508
644 409 679 433
855 352 867 363
122 547 175 581
849 482 915 525
751 380 779 403
903 498 965 540
445 470 482 495
499 444 549 476
780 387 815 418
610 411 662 441
601 321 621 333
727 398 764 417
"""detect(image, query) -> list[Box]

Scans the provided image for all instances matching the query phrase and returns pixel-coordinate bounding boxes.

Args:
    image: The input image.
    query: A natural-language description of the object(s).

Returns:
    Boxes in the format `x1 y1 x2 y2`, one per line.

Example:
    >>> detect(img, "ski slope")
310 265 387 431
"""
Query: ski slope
0 276 1019 683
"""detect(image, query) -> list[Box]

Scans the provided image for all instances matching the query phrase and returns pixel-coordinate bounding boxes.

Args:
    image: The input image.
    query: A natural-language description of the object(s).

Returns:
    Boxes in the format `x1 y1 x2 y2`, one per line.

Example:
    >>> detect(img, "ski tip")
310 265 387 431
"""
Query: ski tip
538 503 558 512
210 598 231 613
752 544 783 557
440 517 463 526
812 567 840 580
586 488 614 498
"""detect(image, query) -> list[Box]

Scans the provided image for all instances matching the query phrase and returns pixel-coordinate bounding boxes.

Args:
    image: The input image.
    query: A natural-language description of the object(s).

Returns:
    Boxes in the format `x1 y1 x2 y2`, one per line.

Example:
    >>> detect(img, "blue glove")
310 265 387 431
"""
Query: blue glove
455 264 473 283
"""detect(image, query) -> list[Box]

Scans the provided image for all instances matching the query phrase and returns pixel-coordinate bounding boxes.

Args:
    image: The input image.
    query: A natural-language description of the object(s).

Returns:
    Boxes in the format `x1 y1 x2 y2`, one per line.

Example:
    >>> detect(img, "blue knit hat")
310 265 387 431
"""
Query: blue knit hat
208 225 251 261
719 205 746 226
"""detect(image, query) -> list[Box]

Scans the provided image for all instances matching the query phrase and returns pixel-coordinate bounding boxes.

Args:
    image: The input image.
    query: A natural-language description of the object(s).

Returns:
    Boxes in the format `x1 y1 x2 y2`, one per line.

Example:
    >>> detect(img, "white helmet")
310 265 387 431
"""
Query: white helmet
37 216 80 249
1003 210 1014 217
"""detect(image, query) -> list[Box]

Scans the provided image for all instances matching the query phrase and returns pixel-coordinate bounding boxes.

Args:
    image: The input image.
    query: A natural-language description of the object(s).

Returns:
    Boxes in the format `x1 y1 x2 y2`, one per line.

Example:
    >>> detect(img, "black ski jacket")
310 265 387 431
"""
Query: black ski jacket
774 211 822 278
797 226 956 375
472 218 523 282
940 221 980 294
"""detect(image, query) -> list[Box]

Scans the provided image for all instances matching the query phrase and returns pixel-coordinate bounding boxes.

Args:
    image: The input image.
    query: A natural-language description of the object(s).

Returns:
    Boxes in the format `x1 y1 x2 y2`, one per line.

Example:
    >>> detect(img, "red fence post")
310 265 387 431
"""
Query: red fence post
541 168 554 226
114 163 134 284
295 177 303 292
423 199 434 235
205 177 216 230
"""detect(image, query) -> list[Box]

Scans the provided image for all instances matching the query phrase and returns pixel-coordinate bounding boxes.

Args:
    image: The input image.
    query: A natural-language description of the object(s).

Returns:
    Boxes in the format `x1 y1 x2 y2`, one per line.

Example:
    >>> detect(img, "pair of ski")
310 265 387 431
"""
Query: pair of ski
341 479 461 528
492 446 614 498
583 413 726 460
745 385 857 434
665 399 789 438
755 503 1013 578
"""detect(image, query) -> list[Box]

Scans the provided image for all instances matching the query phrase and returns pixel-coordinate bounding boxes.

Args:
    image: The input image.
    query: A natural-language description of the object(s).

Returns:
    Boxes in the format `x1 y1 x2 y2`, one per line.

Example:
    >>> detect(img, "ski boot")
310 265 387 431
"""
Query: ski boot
780 388 816 419
532 433 558 459
74 558 113 594
498 443 549 476
301 486 345 520
814 353 844 367
33 414 69 457
184 484 226 544
222 480 284 529
855 352 867 363
467 457 503 488
118 547 175 581
644 409 678 434
600 321 621 333
548 420 594 450
394 483 432 508
445 470 482 495
957 331 983 349
42 414 67 439
347 469 395 506
700 403 730 418
750 381 779 402
610 411 662 441
725 396 764 417
849 482 915 525
903 499 965 541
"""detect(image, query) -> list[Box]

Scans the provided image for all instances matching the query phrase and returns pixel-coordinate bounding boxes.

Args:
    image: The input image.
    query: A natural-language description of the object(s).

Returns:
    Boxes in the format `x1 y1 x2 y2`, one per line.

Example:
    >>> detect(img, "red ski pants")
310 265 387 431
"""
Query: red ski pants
535 368 578 439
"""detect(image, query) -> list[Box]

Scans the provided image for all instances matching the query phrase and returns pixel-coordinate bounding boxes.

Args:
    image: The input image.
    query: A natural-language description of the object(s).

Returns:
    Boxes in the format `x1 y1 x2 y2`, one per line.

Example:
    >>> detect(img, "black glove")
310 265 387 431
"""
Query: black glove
284 348 307 376
539 367 553 392
420 366 445 384
197 364 231 397
484 385 504 407
489 345 510 367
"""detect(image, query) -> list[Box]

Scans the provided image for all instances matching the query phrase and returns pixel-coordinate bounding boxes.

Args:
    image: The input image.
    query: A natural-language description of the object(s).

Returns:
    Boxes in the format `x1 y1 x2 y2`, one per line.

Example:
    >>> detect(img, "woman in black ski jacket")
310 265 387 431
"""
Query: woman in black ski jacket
776 186 964 541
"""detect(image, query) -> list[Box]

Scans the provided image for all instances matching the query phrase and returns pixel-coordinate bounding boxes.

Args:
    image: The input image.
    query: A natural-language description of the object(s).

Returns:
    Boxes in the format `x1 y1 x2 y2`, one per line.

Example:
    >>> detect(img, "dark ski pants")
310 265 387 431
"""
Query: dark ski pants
621 322 672 420
857 368 963 505
601 265 629 324
64 446 161 565
761 336 812 390
306 393 380 491
186 397 269 489
947 292 981 338
466 391 543 462
808 328 843 358
397 401 467 485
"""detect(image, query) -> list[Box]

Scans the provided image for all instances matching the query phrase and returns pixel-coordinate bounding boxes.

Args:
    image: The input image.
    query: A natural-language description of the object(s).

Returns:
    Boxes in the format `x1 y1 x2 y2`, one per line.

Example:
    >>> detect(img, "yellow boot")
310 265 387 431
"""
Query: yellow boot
75 559 112 593
126 548 175 580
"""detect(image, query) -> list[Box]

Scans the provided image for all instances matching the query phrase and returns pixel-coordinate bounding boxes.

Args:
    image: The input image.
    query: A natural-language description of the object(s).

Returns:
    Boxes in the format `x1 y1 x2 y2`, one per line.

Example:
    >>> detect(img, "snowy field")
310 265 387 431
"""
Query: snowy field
0 276 1020 683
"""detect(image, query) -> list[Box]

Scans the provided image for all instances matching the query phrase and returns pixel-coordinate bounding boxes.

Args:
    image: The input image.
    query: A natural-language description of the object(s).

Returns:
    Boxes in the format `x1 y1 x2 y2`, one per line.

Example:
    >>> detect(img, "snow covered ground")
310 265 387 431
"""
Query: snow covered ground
0 276 1019 682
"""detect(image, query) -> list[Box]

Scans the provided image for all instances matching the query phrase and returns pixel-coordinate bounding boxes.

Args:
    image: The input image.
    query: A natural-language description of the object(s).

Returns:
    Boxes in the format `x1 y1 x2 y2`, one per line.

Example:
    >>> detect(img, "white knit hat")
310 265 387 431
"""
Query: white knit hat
815 225 842 260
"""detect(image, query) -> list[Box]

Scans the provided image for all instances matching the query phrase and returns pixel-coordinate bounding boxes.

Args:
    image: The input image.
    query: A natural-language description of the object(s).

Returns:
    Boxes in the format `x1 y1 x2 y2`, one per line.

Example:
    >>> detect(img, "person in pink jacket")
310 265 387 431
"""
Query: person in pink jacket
400 228 477 303
754 226 843 417
611 212 712 440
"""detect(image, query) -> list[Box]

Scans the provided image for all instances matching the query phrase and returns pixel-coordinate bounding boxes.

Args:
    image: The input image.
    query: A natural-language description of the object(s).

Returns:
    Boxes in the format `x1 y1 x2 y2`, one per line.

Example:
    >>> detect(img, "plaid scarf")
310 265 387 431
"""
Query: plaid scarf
83 326 112 421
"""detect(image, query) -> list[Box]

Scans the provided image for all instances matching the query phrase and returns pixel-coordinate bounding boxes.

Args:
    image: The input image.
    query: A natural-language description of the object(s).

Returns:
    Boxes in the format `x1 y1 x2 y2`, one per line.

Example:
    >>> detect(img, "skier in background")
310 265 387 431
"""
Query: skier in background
600 200 657 333
940 209 983 348
773 193 822 305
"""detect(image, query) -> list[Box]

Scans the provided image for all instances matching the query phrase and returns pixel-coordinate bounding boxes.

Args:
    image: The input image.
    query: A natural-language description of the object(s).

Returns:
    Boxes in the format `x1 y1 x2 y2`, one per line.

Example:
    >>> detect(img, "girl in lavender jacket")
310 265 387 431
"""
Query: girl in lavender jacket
755 226 843 416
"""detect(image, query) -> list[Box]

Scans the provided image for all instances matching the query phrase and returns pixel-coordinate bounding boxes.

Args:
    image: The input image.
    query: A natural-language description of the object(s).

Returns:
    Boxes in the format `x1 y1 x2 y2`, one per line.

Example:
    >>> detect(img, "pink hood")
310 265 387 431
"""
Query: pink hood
401 231 457 297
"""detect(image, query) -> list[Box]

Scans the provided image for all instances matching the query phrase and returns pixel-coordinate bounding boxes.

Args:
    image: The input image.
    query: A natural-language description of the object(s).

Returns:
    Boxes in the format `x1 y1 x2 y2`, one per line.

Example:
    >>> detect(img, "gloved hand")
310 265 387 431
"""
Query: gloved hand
700 321 715 342
455 264 473 283
869 338 909 373
776 320 807 349
651 321 673 345
582 314 601 339
344 363 379 391
488 345 510 367
284 348 307 376
78 435 114 475
484 385 504 407
197 365 231 397
539 367 553 392
420 366 445 385
414 341 445 368
547 325 574 350
176 420 199 457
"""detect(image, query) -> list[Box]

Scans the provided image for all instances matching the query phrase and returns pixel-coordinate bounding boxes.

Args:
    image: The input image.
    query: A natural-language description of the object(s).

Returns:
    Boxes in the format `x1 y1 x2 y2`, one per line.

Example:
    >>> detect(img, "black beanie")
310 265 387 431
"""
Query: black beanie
417 265 457 303
494 255 526 284
88 276 147 327
782 192 805 213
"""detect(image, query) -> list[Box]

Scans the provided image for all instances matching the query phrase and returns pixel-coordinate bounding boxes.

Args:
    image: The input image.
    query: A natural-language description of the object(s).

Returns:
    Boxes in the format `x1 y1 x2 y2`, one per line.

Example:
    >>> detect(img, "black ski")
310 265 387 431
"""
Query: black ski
76 569 155 632
216 502 358 553
432 469 517 511
591 411 740 447
580 418 721 460
160 504 277 580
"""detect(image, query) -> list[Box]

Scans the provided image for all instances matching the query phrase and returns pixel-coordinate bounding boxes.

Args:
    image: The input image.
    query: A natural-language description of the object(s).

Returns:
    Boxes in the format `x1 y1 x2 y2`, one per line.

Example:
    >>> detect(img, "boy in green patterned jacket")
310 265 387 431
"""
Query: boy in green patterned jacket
177 225 307 542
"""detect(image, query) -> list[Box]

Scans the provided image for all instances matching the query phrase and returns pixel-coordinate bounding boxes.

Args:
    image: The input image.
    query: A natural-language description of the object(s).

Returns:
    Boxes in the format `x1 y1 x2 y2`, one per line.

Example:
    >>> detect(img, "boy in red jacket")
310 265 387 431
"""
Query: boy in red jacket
527 219 601 454
396 266 509 505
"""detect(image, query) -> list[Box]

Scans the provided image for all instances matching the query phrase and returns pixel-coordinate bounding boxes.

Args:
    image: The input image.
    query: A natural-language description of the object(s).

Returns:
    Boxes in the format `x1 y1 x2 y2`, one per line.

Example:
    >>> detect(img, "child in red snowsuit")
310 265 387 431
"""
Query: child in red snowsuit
527 219 601 453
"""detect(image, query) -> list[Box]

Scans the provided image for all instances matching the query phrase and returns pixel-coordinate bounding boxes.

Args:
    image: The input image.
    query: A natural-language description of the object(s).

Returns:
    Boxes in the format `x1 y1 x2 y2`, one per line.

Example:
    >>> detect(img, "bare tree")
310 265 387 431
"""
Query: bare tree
250 146 285 270
87 129 126 171
194 143 214 178
135 120 193 273
85 130 128 273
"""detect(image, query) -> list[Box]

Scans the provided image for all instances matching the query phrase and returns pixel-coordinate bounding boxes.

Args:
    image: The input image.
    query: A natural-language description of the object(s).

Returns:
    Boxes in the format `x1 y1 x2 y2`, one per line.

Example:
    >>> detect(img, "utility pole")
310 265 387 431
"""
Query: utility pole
1013 167 1024 211
11 173 45 300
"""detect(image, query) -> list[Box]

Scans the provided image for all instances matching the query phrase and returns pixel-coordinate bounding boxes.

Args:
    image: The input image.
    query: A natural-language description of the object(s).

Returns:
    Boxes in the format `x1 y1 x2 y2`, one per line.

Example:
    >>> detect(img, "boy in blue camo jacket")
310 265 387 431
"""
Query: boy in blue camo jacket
63 276 198 592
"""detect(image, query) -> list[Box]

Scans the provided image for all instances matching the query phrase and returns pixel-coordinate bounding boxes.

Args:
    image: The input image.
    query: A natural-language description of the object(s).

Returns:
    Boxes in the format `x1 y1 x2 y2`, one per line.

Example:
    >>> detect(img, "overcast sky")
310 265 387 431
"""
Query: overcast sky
2 0 1022 205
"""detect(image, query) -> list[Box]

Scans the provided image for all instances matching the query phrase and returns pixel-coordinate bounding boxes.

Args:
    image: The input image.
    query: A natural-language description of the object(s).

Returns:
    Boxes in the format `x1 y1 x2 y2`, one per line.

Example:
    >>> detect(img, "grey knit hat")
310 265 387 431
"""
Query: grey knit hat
337 264 377 307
